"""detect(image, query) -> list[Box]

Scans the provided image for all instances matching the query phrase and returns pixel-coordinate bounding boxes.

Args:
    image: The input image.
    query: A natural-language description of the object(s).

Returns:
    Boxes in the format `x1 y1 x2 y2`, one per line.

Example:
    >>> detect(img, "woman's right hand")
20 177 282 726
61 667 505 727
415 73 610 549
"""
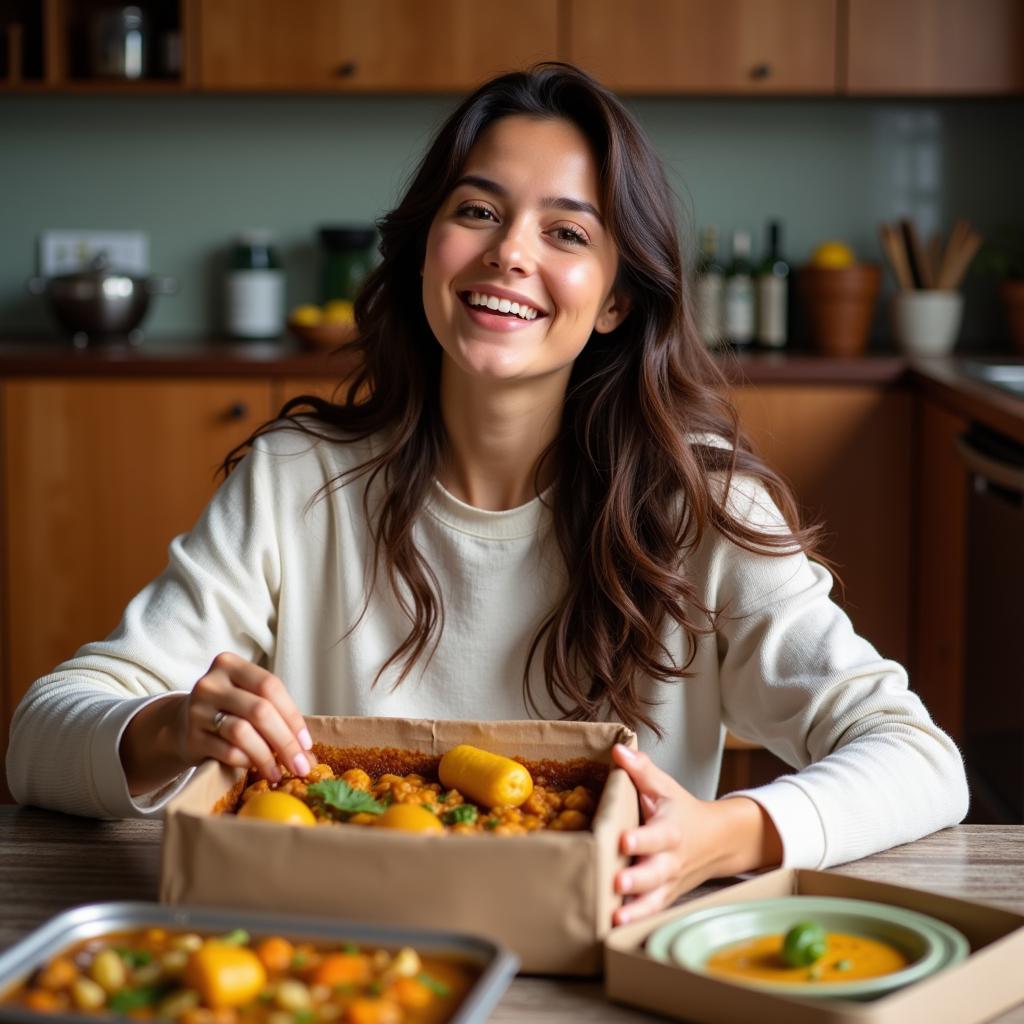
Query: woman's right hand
120 652 314 796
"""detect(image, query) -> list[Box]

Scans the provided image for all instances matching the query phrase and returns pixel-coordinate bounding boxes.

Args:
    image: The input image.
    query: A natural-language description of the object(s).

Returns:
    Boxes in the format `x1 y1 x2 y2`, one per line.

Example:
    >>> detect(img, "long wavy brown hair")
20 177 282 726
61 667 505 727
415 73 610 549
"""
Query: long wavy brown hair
226 62 821 736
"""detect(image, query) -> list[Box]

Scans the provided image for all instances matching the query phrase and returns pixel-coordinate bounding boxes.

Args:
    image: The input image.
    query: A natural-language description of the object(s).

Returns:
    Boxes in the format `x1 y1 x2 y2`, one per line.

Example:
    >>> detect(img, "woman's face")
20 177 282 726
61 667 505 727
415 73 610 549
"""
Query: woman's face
422 115 628 387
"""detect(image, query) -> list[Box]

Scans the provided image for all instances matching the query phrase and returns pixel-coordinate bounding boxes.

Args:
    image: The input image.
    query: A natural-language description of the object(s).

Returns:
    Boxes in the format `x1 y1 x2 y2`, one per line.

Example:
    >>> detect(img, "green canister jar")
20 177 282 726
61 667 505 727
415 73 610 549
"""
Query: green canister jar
318 226 376 304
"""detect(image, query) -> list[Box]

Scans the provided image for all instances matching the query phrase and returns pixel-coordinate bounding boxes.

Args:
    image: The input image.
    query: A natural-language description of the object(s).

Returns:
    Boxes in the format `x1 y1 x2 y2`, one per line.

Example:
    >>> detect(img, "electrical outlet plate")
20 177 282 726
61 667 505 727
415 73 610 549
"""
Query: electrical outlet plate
39 230 150 276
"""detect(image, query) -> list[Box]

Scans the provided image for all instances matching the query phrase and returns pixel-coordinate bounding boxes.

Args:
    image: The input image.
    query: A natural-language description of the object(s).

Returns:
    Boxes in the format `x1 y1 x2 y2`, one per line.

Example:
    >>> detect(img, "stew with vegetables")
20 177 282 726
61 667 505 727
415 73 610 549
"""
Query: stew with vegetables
3 927 479 1023
224 744 606 836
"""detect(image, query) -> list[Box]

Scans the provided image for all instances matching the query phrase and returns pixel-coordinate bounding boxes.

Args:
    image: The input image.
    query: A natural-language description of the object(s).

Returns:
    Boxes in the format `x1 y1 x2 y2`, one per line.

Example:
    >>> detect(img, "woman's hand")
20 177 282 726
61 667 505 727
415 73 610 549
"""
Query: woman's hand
120 652 314 796
610 744 783 925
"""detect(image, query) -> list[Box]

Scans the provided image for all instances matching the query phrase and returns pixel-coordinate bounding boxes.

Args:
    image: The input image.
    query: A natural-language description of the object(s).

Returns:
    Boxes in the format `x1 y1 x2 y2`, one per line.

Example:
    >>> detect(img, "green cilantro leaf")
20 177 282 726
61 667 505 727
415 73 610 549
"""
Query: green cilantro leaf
108 986 162 1012
113 947 152 967
442 805 478 826
307 779 385 816
218 929 250 946
417 972 451 997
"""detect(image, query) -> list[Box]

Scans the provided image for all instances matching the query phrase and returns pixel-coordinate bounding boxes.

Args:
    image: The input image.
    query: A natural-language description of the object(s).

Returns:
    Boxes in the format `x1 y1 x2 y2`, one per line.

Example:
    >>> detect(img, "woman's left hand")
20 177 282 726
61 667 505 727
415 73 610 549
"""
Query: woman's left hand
610 743 783 925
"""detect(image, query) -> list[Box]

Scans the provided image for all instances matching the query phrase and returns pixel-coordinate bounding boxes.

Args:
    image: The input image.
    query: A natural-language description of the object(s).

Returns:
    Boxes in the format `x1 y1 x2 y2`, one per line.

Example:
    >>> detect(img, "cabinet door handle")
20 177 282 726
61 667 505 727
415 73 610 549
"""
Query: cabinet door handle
227 402 248 421
336 60 358 78
750 63 773 81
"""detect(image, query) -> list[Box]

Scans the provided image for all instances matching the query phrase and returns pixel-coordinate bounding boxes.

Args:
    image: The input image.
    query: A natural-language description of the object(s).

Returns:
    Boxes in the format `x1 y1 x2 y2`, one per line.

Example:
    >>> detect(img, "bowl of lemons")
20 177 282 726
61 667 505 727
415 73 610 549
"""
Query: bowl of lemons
288 299 357 350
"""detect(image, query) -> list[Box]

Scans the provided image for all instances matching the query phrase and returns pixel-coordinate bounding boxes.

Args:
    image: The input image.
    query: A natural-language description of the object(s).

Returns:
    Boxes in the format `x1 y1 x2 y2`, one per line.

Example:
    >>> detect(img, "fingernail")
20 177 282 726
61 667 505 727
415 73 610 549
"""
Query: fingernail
620 873 632 893
293 753 310 777
298 728 313 751
268 766 282 784
617 744 636 759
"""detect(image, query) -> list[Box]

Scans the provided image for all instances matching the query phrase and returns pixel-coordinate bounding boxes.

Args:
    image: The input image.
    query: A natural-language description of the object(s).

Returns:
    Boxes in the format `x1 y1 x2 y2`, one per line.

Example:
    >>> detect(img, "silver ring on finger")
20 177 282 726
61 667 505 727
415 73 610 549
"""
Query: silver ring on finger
211 709 228 734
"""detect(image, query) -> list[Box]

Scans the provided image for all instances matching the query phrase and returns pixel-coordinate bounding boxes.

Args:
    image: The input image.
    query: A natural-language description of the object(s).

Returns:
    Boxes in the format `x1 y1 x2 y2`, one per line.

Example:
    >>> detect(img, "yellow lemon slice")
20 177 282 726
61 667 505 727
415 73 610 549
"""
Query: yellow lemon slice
323 299 355 324
811 241 856 269
374 803 445 834
289 304 323 327
237 790 316 826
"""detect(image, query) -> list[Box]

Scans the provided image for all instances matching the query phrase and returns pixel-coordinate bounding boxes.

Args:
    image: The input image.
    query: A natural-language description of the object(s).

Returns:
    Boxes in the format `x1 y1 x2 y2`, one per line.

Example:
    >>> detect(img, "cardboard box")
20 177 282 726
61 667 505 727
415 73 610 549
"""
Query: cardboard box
161 716 638 975
605 868 1024 1023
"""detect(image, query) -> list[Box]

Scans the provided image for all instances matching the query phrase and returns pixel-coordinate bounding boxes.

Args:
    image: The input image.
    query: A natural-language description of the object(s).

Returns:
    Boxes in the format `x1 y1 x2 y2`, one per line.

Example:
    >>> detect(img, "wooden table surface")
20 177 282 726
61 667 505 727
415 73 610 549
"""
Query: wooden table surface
2 807 1023 1022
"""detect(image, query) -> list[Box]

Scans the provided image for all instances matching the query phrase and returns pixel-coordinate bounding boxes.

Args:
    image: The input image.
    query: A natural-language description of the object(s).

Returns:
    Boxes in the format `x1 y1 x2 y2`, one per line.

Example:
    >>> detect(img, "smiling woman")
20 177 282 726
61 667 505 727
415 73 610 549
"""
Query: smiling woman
7 62 967 928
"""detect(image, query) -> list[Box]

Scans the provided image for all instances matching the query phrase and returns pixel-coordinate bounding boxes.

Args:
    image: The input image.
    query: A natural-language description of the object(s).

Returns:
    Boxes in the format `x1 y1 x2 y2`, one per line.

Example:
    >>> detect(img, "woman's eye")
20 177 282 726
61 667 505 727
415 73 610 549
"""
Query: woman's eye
457 203 496 221
553 225 589 247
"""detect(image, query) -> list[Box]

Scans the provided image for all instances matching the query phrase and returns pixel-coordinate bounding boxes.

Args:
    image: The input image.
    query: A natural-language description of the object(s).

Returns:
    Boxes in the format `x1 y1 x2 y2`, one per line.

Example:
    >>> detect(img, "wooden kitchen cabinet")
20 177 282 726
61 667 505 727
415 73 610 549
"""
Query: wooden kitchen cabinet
196 0 558 92
565 0 837 95
0 377 274 795
844 0 1024 95
910 397 968 741
731 384 913 666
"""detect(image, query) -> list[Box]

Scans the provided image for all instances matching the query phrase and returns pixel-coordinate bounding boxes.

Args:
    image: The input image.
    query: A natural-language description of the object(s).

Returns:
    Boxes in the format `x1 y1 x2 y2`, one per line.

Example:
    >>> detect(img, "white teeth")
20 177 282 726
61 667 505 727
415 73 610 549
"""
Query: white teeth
466 291 539 320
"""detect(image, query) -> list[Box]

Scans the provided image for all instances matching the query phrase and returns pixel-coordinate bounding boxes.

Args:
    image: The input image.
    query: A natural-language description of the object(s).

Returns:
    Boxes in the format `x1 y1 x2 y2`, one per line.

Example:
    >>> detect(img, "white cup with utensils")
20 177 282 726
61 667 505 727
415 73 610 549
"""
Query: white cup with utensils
893 290 964 356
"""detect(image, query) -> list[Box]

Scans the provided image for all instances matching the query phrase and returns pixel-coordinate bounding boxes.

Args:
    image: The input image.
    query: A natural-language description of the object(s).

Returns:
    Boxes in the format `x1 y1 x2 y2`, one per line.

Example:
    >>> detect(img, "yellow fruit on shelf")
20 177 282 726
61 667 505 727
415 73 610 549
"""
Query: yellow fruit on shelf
374 803 445 834
289 304 323 327
810 241 857 269
237 790 316 826
323 299 355 324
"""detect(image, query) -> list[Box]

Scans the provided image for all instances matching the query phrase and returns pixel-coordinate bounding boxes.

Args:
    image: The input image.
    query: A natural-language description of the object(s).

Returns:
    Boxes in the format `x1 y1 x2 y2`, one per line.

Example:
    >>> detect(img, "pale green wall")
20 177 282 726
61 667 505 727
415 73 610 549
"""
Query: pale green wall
2 94 1022 348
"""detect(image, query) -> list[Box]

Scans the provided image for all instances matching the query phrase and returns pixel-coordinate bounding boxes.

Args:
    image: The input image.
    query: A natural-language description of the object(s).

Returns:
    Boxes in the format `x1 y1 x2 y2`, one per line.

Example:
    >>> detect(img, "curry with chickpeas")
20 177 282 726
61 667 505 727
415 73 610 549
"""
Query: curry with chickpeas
4 926 478 1023
224 743 606 835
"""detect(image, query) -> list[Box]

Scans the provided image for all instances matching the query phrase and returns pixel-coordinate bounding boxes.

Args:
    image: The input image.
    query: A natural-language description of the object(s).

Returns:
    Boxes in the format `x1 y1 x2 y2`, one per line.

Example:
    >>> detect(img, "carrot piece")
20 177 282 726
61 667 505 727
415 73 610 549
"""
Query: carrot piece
255 936 294 973
310 953 372 987
344 997 402 1024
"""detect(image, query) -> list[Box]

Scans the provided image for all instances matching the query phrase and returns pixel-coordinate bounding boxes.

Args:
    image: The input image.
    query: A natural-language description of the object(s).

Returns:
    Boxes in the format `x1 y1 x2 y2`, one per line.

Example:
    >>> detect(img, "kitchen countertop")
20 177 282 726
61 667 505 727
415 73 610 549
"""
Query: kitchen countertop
0 337 909 383
2 338 1022 442
1 806 1023 1022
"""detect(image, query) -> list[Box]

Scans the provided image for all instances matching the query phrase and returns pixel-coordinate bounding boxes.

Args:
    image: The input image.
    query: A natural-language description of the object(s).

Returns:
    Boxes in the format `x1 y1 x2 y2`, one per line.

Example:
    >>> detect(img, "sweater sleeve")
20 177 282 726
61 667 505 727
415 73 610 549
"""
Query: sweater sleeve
710 478 969 869
6 442 282 819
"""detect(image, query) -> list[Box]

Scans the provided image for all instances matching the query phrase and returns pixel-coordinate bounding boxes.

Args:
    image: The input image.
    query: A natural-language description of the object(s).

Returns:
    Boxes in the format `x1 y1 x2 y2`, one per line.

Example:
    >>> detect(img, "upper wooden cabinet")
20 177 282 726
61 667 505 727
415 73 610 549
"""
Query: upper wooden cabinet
845 0 1024 95
196 0 559 92
565 0 837 95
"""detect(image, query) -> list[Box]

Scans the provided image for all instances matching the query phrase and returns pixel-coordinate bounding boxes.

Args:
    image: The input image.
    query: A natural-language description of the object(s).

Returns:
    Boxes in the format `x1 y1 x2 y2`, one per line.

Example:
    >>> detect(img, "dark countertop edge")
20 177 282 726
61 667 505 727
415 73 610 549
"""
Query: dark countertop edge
2 341 1022 443
0 338 912 384
0 339 359 377
909 356 1024 445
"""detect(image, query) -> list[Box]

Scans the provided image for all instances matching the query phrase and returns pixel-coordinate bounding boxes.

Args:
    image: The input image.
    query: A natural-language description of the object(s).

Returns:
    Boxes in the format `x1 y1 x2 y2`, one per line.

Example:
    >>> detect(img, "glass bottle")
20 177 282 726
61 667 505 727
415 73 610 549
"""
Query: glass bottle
224 230 284 340
318 226 376 304
756 220 791 349
724 229 755 348
695 225 725 349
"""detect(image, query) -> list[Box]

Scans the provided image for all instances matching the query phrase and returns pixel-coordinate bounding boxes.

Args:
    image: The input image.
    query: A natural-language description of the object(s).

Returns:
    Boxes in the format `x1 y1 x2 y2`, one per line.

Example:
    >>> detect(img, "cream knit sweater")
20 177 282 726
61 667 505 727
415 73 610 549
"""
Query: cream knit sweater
7 426 968 868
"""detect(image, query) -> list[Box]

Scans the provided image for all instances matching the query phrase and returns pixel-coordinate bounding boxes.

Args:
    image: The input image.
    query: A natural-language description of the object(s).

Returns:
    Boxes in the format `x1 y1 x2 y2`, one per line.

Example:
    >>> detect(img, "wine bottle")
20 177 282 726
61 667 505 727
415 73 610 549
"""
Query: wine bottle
724 229 755 348
756 220 790 349
695 225 724 349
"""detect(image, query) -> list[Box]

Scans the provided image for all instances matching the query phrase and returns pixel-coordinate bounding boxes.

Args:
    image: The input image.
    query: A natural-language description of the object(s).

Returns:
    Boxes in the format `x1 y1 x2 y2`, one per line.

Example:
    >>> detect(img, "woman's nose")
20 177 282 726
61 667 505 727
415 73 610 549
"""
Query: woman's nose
484 222 536 276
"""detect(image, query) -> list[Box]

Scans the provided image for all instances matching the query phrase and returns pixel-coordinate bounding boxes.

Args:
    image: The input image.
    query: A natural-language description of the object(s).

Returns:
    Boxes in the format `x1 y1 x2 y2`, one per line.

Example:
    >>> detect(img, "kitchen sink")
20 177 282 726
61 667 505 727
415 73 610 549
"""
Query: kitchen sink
960 360 1024 399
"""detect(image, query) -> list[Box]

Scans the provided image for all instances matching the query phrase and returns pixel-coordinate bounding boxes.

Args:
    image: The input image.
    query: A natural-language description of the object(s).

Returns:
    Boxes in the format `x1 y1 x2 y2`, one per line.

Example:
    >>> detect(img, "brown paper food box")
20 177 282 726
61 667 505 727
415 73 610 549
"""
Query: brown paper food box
161 716 639 975
605 867 1024 1024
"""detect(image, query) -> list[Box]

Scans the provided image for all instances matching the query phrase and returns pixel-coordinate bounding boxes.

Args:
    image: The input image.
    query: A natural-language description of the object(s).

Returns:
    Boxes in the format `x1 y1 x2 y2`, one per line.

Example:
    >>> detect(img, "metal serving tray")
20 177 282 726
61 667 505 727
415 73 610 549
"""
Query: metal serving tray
0 901 519 1023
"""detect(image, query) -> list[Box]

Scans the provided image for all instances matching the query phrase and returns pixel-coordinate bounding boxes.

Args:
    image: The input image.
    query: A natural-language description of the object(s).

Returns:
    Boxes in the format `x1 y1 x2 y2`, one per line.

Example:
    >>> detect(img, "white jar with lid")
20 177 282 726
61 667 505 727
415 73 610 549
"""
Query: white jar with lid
224 230 284 339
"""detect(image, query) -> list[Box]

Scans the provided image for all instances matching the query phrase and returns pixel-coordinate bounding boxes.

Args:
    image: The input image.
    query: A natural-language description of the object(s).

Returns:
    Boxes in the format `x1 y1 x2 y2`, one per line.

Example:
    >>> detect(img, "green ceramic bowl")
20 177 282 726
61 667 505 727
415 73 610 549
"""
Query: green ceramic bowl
645 896 969 1001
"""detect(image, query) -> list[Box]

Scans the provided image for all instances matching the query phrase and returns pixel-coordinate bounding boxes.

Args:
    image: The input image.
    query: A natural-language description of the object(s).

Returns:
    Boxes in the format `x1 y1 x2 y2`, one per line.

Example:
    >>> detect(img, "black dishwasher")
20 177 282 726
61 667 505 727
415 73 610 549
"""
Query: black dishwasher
958 424 1024 823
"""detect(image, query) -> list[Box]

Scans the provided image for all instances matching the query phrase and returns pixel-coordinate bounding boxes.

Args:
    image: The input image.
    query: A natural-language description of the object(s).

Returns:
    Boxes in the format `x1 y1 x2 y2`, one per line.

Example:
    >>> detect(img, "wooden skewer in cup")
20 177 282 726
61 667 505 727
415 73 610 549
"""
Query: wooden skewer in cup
938 228 983 290
879 223 914 290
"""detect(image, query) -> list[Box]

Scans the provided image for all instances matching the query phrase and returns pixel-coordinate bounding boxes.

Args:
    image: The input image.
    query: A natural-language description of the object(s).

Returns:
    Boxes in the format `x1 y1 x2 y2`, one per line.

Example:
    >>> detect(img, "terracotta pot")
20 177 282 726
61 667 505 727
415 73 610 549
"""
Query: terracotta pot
1001 279 1024 354
797 264 881 357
